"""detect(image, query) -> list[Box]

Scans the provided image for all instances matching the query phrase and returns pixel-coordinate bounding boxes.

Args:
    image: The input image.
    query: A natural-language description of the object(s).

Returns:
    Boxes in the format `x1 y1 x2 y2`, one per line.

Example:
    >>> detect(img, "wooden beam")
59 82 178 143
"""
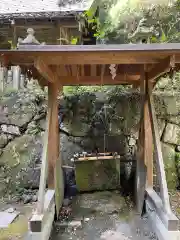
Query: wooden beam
91 65 97 77
147 90 171 214
101 65 105 84
1 53 165 66
37 53 161 65
37 113 51 214
34 57 57 83
144 78 153 187
80 65 85 76
58 75 140 86
147 56 175 81
135 67 147 214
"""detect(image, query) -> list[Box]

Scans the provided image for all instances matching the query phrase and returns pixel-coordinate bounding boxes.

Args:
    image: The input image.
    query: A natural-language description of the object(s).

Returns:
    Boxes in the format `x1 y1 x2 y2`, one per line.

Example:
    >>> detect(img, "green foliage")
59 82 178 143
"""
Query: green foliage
93 0 180 43
71 37 78 45
63 86 107 95
63 85 131 96
8 40 16 49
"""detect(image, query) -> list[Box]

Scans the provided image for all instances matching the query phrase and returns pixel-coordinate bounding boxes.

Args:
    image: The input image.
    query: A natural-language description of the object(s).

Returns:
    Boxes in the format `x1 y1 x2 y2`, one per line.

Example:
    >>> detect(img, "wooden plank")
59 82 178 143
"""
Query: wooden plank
101 65 105 84
29 53 163 65
135 66 147 214
144 79 153 187
146 187 179 231
0 52 173 66
147 56 175 81
56 65 68 77
47 83 59 188
91 65 97 77
34 57 56 83
37 113 51 214
80 65 85 76
3 52 180 66
16 42 180 53
147 90 171 213
47 84 63 217
76 155 121 162
71 65 77 76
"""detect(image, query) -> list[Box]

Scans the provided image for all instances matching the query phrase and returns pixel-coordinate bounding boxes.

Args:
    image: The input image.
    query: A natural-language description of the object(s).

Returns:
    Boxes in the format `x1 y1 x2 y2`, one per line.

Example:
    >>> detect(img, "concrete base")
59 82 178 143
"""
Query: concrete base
25 203 55 240
146 200 180 240
25 190 55 240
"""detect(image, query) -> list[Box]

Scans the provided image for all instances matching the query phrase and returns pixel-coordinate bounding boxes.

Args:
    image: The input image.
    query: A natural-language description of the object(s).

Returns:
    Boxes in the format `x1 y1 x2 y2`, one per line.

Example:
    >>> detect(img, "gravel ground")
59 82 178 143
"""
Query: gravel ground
0 190 179 240
52 191 158 240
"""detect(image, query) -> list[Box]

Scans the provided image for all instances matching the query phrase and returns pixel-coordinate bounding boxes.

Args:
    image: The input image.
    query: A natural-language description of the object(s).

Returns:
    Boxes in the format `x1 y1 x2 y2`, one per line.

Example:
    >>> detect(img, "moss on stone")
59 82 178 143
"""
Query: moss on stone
162 143 178 190
75 158 120 192
0 214 28 239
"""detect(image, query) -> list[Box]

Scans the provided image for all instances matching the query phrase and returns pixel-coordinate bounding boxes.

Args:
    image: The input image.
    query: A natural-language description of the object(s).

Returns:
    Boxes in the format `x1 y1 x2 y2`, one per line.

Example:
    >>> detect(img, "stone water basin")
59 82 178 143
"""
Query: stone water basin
74 153 121 192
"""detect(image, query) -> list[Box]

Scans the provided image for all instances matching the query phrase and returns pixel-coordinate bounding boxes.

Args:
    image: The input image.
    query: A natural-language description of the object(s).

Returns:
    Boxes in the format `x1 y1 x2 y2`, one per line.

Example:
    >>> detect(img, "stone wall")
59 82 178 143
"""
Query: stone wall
0 84 180 201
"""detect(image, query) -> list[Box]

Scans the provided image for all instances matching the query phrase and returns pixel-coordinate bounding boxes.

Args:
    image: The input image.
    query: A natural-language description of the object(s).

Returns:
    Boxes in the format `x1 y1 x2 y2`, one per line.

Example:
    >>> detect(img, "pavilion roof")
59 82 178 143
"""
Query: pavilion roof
0 43 180 86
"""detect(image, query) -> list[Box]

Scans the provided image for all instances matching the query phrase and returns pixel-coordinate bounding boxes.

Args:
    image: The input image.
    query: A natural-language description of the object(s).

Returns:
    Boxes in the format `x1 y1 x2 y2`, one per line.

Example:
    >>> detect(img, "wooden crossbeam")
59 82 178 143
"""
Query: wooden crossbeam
58 75 140 86
147 56 175 81
34 57 57 83
147 91 171 213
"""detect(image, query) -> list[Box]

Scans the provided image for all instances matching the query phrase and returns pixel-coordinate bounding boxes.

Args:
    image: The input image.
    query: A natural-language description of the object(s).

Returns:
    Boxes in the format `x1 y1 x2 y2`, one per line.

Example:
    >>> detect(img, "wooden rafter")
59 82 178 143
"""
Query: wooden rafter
147 55 175 81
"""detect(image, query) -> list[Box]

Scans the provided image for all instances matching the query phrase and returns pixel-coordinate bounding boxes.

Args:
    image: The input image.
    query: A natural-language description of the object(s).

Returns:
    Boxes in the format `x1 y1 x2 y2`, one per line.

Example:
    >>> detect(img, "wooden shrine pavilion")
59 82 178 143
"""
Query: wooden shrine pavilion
0 43 180 239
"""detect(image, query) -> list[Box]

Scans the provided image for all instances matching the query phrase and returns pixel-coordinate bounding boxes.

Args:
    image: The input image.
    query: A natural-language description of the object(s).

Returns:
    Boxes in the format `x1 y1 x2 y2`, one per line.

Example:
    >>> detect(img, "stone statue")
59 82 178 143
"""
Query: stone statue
17 28 46 47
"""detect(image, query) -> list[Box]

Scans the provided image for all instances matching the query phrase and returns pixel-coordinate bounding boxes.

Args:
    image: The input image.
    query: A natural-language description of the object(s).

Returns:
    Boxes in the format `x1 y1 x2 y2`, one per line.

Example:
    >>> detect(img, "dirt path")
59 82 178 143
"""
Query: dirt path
51 191 158 240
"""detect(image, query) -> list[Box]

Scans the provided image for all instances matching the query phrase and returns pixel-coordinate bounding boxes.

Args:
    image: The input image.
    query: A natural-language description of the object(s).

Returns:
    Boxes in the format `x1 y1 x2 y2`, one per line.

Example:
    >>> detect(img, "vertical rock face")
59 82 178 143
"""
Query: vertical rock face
0 87 180 198
163 123 180 145
161 143 177 190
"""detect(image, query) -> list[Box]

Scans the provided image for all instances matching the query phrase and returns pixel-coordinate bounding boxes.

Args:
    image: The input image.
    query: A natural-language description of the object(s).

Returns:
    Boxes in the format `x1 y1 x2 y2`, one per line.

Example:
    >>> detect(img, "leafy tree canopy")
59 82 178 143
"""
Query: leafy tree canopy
85 0 180 44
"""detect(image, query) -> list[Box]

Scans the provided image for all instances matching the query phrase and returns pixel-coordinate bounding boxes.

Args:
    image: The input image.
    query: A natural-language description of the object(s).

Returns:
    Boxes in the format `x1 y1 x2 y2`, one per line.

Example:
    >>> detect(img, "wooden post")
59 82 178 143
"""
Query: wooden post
144 77 153 187
135 66 147 214
47 83 64 217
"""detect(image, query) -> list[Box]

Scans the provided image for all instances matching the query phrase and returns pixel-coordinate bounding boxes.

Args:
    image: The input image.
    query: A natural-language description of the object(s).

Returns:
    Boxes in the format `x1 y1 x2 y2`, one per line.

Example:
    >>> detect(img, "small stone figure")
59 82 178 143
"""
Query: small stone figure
17 28 46 47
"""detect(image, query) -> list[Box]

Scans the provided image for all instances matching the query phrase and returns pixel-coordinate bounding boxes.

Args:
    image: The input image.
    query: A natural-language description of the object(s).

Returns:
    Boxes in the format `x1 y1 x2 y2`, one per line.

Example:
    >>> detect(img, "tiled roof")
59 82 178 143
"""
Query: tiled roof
0 0 92 19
